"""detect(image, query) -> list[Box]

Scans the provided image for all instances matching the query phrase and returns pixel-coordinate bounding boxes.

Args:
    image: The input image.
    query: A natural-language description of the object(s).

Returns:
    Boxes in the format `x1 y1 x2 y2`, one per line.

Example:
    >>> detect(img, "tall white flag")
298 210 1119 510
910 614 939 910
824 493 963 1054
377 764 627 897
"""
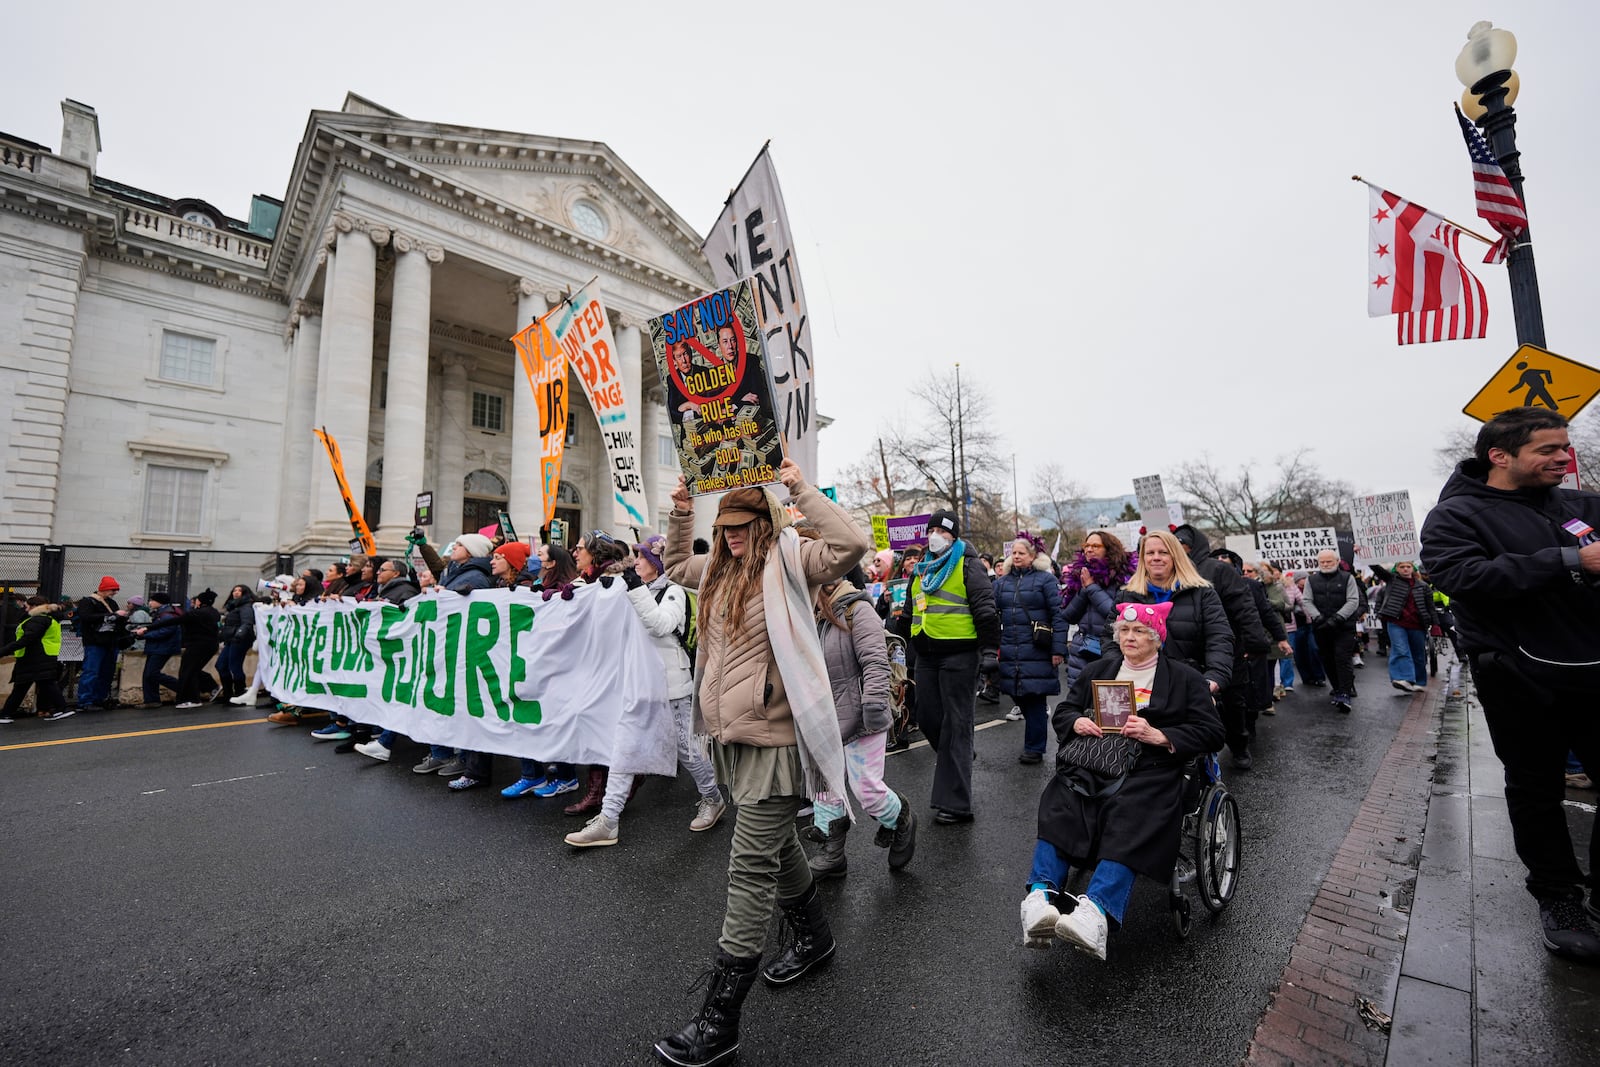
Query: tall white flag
702 146 817 475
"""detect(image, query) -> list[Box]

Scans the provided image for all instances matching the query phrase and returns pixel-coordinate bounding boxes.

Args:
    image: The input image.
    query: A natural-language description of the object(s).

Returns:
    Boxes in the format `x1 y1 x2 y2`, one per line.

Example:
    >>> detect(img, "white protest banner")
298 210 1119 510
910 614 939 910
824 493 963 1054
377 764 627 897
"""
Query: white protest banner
553 281 649 530
1132 475 1167 513
1350 490 1419 567
255 587 673 770
1109 520 1146 554
1224 534 1260 563
1255 527 1339 573
702 146 817 475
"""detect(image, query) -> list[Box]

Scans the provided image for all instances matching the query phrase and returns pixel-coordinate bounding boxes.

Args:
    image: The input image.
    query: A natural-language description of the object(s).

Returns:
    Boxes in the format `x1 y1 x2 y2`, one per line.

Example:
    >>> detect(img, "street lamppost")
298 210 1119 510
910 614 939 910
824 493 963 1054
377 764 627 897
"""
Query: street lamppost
1455 20 1545 347
954 362 969 534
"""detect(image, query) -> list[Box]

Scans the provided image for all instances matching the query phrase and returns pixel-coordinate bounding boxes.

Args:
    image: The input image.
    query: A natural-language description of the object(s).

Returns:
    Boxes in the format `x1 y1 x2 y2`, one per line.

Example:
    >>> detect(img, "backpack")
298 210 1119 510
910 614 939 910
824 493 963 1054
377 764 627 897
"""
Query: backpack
654 584 698 657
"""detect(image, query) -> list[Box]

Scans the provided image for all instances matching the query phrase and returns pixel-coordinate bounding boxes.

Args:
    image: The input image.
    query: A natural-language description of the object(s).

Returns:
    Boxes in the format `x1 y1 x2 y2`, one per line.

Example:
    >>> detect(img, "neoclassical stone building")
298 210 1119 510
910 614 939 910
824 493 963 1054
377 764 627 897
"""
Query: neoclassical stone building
0 93 717 578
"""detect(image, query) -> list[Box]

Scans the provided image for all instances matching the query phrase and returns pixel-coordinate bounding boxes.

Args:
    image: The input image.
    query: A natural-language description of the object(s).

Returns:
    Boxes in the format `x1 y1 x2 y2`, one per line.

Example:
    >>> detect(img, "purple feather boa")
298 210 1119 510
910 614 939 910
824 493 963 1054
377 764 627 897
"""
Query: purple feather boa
1058 550 1136 603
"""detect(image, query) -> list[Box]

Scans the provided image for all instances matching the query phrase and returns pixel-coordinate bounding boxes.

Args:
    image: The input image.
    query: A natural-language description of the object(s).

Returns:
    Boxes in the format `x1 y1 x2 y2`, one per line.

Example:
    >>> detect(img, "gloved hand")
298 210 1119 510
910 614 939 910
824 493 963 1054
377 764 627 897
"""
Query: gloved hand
598 575 615 589
980 649 999 674
621 568 643 591
862 702 892 735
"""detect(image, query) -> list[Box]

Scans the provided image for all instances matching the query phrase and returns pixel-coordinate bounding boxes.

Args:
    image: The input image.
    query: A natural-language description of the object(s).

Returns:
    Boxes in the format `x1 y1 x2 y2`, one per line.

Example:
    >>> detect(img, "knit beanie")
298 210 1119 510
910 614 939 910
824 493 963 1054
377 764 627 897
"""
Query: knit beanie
97 576 119 593
456 533 494 558
1115 601 1173 644
494 541 531 573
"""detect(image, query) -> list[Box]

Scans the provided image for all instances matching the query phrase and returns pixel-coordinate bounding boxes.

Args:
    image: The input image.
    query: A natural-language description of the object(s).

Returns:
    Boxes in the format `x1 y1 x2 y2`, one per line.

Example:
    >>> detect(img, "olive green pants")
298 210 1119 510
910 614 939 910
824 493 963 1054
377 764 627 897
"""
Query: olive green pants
719 793 813 958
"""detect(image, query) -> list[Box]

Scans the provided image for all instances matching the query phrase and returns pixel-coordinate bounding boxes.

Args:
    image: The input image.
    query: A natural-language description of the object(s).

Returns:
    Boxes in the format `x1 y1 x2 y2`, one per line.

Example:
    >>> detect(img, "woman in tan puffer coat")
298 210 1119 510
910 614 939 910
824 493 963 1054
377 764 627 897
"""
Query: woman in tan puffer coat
654 459 870 1067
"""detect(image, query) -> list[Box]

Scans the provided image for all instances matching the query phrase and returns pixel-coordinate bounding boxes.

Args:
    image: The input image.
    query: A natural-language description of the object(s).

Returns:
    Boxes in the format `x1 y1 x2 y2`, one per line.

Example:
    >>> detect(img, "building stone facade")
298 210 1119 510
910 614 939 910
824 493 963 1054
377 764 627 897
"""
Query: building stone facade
1 94 715 588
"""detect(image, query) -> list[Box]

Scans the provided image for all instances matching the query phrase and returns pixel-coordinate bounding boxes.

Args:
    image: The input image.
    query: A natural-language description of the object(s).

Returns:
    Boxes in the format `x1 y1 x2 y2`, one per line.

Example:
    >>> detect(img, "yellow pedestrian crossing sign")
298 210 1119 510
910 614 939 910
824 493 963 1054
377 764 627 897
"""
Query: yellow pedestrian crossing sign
1463 344 1600 424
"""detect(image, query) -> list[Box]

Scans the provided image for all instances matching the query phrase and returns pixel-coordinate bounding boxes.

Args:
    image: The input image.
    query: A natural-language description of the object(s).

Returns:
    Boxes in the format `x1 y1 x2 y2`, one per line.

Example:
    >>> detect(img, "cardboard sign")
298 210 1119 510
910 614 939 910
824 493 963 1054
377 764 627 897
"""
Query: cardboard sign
1133 475 1167 512
414 491 433 527
497 510 519 544
886 514 931 551
1350 491 1418 567
1463 343 1600 423
871 515 890 551
1255 527 1339 573
650 280 784 496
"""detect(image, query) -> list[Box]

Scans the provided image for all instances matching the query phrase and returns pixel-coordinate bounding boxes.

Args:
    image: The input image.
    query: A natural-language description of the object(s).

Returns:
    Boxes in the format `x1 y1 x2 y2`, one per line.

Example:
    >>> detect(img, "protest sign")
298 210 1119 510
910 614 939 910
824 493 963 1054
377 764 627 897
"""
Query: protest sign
1350 491 1418 567
649 280 783 496
1133 475 1166 513
702 146 817 475
312 427 375 554
1224 534 1260 562
1109 521 1145 555
510 313 568 529
871 516 890 551
255 587 673 770
886 514 931 551
1255 527 1339 572
414 491 433 527
553 281 648 530
887 579 909 613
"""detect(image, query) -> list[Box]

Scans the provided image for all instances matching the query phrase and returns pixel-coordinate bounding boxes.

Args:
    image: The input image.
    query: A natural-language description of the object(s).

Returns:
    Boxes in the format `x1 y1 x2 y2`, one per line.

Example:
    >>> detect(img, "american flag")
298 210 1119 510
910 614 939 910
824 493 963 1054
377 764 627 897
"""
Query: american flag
1456 106 1527 264
1397 223 1488 344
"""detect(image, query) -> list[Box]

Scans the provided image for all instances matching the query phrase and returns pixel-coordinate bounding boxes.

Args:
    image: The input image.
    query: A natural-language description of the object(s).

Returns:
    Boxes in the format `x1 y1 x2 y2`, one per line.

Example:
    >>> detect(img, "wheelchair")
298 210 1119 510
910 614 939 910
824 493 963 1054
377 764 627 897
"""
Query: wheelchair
1167 751 1241 938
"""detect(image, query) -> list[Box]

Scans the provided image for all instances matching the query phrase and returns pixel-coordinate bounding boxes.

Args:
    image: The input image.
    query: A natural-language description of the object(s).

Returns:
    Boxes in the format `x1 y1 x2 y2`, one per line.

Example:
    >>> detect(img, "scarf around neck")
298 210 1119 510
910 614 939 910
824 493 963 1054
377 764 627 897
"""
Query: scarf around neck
915 538 966 595
1146 580 1180 605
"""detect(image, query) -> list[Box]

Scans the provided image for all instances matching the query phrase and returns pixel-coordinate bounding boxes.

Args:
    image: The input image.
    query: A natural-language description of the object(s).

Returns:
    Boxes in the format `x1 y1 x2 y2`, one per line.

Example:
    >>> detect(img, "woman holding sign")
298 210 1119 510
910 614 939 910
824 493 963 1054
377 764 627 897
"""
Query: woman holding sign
654 459 870 1067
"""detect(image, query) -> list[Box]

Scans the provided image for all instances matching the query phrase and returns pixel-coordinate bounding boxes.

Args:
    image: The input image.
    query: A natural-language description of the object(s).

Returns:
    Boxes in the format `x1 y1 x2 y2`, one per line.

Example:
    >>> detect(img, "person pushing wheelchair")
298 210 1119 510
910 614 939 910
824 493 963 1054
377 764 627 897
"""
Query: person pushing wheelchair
1020 600 1224 959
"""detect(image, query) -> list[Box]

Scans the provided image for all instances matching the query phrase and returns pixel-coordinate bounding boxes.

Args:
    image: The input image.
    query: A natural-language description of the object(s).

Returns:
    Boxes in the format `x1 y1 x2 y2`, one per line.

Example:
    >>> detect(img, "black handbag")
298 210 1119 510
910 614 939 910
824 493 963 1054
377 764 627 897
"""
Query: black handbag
1031 621 1053 651
1056 733 1139 778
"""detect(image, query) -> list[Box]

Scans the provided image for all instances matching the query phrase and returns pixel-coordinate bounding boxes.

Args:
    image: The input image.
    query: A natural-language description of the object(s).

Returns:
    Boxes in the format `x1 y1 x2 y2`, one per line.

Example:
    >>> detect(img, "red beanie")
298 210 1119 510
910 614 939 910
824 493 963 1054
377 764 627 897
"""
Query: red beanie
494 541 531 573
98 576 120 593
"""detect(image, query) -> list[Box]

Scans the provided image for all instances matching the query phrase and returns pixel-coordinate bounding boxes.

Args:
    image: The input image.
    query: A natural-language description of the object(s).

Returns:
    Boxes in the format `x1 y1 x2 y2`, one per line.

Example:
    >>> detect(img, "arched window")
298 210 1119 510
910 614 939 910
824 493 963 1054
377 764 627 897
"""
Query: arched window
556 482 581 505
464 470 508 497
462 469 508 534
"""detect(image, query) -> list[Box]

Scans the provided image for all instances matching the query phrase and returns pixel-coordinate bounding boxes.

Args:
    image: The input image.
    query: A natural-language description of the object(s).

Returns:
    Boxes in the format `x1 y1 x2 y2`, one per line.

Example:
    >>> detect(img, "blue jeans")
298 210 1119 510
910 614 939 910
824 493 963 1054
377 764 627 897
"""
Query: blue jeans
141 653 180 703
1018 693 1048 755
1386 623 1428 686
79 644 114 706
215 643 249 685
1027 840 1137 924
1292 627 1325 684
1278 652 1296 688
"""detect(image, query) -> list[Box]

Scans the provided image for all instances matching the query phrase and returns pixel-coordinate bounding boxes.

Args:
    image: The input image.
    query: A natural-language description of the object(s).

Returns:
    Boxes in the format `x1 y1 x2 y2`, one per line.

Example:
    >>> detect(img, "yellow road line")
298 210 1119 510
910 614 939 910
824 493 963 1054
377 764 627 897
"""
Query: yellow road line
0 718 266 751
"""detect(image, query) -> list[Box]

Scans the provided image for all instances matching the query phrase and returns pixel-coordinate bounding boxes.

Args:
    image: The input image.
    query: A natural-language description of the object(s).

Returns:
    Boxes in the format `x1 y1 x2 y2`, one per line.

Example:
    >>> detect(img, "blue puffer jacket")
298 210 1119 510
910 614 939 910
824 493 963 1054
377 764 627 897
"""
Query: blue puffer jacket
140 604 184 657
441 556 496 594
1061 581 1120 689
993 556 1069 697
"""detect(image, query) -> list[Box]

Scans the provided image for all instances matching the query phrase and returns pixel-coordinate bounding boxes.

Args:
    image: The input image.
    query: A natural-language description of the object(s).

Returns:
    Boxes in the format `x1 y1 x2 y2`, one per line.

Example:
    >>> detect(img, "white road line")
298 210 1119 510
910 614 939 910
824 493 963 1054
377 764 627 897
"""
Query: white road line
189 771 284 788
888 717 1009 756
140 789 166 795
1565 799 1597 814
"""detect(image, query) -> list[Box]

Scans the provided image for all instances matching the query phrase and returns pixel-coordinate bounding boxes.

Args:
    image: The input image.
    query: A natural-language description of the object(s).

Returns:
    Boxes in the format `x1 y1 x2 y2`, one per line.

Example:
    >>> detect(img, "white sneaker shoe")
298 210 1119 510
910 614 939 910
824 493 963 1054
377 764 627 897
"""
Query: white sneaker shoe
564 814 619 848
354 740 391 762
1020 889 1060 949
1054 894 1109 960
229 687 259 706
1004 707 1024 722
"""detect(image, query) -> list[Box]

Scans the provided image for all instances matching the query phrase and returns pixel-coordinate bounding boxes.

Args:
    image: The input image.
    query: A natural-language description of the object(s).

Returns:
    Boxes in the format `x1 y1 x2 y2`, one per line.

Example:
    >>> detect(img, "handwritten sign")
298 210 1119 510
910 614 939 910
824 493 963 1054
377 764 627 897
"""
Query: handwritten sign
871 515 890 550
1255 527 1338 573
1350 491 1418 567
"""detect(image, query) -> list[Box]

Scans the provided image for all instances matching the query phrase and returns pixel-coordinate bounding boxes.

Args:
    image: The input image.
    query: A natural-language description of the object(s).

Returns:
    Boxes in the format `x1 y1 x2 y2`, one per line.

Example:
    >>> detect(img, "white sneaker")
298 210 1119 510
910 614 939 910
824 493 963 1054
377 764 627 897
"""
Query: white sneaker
1020 889 1060 949
175 701 202 710
354 740 391 762
1004 707 1024 722
229 687 259 706
1054 894 1109 960
690 796 727 832
564 814 619 848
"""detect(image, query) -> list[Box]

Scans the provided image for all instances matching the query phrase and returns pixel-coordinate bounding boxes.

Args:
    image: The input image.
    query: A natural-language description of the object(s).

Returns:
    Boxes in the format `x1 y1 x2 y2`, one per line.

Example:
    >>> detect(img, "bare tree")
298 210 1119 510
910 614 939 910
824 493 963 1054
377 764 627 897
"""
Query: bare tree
1030 462 1087 538
879 369 1004 526
836 435 921 514
1170 451 1354 537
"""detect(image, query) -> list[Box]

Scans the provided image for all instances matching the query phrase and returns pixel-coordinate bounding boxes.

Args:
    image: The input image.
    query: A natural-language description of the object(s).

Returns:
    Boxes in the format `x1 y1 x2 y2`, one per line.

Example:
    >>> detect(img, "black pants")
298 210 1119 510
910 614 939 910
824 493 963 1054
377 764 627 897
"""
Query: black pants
3 678 66 717
1473 656 1600 900
176 645 218 703
914 647 979 816
1248 656 1274 711
1218 678 1254 754
1313 622 1356 697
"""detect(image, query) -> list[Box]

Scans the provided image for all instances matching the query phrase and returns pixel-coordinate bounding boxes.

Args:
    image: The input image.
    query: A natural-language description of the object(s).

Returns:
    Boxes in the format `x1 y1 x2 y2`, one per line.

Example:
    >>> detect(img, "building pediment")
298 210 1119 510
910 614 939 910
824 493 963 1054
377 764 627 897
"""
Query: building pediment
270 97 716 300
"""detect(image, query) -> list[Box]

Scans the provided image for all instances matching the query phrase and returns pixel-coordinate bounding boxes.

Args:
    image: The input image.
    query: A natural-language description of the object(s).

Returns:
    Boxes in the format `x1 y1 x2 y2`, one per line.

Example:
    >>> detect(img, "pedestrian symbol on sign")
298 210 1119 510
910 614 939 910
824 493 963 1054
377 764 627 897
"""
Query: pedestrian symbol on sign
1463 344 1600 424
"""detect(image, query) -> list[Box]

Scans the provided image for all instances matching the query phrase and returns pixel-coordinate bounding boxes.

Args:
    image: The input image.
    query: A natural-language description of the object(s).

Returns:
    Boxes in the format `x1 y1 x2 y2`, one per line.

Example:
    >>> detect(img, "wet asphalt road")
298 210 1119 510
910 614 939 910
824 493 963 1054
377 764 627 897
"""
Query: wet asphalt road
0 678 1411 1067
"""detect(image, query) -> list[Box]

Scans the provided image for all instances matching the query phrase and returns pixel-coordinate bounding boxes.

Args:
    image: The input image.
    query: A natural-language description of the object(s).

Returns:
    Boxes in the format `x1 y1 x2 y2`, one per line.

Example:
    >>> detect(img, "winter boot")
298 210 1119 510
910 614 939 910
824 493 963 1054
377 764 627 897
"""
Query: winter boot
807 820 849 880
564 766 608 816
760 883 836 986
229 682 261 706
653 950 760 1067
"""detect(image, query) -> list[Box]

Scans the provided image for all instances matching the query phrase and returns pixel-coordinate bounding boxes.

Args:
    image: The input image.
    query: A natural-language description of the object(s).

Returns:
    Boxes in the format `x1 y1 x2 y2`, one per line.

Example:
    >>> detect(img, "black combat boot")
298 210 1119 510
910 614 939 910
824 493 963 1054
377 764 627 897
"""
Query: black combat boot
760 883 836 986
807 820 848 880
653 950 760 1066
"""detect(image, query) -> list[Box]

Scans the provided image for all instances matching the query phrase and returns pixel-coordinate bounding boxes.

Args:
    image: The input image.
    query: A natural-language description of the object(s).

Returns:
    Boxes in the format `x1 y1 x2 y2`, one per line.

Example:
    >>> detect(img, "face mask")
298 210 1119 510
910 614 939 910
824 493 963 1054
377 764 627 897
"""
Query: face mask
927 531 953 555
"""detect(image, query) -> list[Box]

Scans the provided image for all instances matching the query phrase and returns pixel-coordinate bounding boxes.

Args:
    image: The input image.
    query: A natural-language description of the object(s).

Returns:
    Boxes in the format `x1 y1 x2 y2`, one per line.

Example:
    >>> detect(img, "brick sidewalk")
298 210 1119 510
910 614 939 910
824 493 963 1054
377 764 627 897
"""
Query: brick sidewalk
1243 685 1444 1067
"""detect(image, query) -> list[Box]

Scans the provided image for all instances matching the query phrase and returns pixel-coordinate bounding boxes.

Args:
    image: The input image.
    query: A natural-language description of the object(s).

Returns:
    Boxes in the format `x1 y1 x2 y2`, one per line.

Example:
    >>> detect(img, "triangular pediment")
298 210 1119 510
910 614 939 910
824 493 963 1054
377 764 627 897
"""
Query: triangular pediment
318 107 716 288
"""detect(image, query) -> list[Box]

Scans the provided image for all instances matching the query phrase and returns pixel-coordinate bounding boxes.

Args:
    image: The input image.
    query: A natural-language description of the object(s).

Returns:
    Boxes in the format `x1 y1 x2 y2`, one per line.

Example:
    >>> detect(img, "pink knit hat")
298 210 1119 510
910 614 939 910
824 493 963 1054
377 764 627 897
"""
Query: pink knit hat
1115 601 1173 643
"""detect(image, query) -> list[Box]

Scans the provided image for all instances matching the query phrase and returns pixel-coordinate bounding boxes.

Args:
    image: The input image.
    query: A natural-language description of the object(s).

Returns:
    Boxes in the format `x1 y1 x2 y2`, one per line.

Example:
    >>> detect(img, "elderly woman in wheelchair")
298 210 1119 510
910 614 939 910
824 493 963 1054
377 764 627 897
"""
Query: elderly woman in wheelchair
1019 600 1226 959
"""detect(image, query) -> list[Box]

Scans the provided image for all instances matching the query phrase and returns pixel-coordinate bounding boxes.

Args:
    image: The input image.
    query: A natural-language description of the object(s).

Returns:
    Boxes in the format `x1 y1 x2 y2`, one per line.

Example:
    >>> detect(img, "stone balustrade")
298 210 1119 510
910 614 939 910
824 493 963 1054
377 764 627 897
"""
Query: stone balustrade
122 206 272 266
1 142 38 171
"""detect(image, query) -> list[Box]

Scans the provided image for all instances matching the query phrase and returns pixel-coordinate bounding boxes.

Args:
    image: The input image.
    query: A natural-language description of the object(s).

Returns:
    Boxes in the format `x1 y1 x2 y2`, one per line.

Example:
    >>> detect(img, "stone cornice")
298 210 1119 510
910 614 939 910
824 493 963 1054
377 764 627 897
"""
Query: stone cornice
96 244 283 302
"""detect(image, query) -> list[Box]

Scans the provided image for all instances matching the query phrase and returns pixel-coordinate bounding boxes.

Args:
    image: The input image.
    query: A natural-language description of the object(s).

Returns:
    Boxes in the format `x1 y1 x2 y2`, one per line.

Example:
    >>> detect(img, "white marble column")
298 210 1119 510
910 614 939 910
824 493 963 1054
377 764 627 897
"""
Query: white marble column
436 352 473 537
378 235 442 543
309 214 386 539
643 385 666 532
508 278 548 536
278 302 321 548
616 319 651 534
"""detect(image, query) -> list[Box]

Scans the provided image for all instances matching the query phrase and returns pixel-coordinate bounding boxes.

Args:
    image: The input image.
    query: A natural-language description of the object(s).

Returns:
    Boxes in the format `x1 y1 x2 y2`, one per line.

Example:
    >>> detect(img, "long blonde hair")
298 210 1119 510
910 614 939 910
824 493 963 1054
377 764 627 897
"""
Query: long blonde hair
699 515 777 637
1123 528 1211 595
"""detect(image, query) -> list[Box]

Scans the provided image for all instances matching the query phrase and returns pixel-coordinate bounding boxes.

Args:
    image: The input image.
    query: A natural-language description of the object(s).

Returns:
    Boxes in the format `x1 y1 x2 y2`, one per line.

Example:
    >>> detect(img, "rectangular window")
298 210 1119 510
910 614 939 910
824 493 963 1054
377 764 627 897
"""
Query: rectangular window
471 391 504 431
565 419 579 446
142 465 206 534
379 370 388 409
158 331 216 384
658 434 676 467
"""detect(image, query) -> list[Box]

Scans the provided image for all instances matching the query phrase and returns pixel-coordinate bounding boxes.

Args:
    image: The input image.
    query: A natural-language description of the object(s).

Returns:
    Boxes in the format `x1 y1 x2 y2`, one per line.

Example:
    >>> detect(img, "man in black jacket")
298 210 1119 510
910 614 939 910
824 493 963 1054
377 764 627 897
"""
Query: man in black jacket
1214 549 1291 767
1302 551 1361 712
1421 408 1600 963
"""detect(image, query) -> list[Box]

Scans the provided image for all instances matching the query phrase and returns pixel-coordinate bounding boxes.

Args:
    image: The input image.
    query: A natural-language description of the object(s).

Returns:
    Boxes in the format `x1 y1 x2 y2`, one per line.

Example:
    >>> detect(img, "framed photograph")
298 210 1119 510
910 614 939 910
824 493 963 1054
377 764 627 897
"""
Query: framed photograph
1092 680 1137 733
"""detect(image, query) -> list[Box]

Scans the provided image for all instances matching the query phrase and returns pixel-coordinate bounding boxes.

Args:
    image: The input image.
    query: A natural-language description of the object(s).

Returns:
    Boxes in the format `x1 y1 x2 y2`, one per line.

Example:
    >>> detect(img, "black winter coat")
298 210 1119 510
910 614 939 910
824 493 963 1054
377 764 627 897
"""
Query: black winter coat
220 597 257 646
180 605 221 653
1036 652 1225 881
993 558 1069 697
76 595 123 647
1246 578 1287 644
1374 572 1435 630
1421 459 1600 685
374 578 421 605
2 610 63 682
1110 585 1234 690
140 605 184 656
1175 526 1269 654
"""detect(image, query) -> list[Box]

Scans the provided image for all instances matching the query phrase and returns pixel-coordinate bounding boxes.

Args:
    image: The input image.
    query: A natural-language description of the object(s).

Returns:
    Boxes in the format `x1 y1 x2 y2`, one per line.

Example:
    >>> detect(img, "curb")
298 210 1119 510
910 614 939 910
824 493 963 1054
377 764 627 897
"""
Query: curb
1243 683 1446 1066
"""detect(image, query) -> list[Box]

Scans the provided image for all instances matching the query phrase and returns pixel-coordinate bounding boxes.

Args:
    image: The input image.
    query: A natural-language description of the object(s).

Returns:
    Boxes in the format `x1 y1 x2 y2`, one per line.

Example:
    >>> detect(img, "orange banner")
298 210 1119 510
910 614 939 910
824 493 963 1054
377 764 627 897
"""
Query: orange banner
312 426 376 554
510 314 568 529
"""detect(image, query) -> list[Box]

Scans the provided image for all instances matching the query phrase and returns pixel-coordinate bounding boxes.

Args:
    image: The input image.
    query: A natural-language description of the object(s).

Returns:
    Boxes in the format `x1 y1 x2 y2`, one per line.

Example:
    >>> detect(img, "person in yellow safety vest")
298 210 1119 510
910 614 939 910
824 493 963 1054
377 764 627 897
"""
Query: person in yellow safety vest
895 508 1001 824
1 595 74 721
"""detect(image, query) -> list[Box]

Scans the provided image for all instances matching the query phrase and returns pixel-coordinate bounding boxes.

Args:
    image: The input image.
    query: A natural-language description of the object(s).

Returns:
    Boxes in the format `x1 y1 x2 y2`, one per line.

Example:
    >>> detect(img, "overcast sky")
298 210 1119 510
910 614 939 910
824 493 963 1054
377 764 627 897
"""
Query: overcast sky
8 1 1598 523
